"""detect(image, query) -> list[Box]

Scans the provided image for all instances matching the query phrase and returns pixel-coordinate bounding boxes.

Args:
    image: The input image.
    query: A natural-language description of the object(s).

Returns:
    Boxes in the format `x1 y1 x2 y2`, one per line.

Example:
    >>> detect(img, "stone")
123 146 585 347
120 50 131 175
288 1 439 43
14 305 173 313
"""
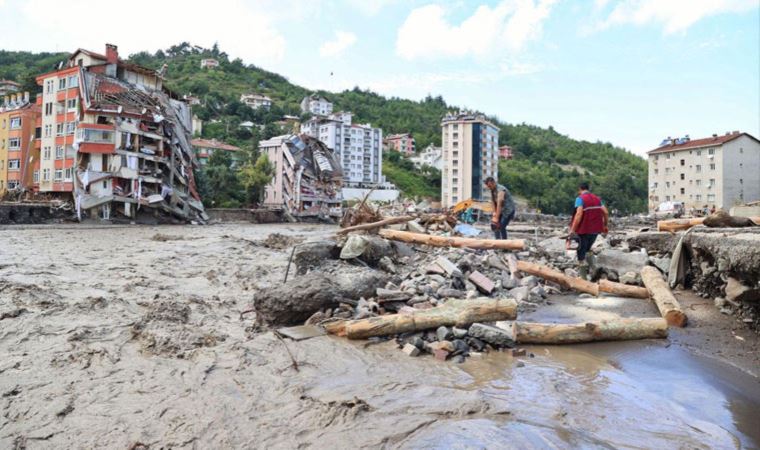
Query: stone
466 290 478 299
426 263 446 275
516 361 525 368
530 285 546 299
579 293 594 299
465 337 486 352
649 256 671 275
390 241 416 259
501 272 517 289
508 286 531 303
511 348 526 357
717 258 730 273
714 297 726 308
294 240 338 274
412 302 433 309
402 343 421 357
452 327 468 339
593 249 648 277
564 268 579 278
435 256 463 278
376 288 412 302
433 348 450 361
467 323 515 348
486 254 509 271
437 326 453 342
468 271 495 295
536 237 567 257
437 287 466 299
520 276 539 288
725 277 760 303
407 220 426 234
378 256 397 274
429 274 446 285
619 271 640 285
410 337 426 350
451 339 470 356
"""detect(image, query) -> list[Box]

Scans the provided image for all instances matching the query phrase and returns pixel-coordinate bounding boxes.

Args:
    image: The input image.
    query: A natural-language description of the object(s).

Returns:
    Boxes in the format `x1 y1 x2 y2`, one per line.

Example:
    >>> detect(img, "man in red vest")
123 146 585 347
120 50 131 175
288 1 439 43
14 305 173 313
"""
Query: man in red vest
569 182 609 279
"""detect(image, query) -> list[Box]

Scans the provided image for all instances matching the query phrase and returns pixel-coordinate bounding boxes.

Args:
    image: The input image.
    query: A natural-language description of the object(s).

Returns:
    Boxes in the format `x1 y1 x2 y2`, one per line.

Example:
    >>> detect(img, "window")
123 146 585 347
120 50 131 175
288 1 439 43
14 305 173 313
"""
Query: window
44 124 52 137
665 195 671 201
666 153 671 159
46 80 54 94
680 188 685 194
43 146 51 160
67 98 77 110
58 78 66 90
710 163 715 170
696 165 702 173
8 159 20 170
65 168 72 180
68 75 78 88
696 179 701 186
54 169 63 181
33 171 39 183
7 180 19 189
45 102 53 116
56 123 64 136
66 122 75 135
55 145 64 159
708 148 714 155
680 173 685 180
696 194 702 201
654 169 658 175
709 178 715 187
666 181 670 188
680 159 685 166
740 178 744 185
10 117 21 129
707 194 715 202
8 138 20 149
43 168 50 181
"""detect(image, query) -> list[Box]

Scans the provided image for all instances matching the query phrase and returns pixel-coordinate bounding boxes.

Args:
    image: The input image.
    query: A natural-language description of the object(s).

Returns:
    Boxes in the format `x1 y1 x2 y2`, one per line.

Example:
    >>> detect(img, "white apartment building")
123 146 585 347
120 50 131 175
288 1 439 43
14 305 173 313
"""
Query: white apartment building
300 94 333 116
647 132 760 211
240 93 272 110
410 144 443 170
300 112 383 187
440 112 500 208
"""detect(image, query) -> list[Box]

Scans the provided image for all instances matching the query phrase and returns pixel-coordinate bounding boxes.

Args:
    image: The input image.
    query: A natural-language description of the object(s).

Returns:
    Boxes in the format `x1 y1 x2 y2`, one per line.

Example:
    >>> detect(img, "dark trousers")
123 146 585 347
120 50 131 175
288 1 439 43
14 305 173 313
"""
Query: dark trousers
577 234 598 261
493 211 515 240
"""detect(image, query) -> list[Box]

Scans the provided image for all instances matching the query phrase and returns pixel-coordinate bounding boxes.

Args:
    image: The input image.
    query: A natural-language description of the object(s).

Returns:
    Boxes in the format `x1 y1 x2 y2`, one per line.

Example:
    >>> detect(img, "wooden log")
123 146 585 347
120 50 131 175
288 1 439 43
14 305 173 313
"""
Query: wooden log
640 266 687 327
378 229 526 251
657 216 760 232
513 318 668 344
598 279 650 299
515 260 599 296
334 298 518 340
337 215 417 235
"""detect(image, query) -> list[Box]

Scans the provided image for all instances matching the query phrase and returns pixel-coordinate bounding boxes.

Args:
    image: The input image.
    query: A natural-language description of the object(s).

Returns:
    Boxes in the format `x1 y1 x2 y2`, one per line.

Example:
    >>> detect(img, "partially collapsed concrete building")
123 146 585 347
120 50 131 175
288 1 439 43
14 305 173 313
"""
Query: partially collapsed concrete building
260 134 343 218
35 44 205 222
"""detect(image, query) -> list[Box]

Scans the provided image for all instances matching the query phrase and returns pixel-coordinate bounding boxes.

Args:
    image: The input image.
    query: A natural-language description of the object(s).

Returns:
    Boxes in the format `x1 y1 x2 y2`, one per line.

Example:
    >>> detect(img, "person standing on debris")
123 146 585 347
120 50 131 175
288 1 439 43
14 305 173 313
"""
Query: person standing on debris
569 182 609 279
485 177 516 240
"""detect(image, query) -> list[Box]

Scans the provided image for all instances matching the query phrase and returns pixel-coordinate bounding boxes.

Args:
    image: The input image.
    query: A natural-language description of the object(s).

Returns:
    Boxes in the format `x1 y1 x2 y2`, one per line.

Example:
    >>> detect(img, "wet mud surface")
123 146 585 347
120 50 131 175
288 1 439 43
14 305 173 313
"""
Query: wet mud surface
1 223 759 449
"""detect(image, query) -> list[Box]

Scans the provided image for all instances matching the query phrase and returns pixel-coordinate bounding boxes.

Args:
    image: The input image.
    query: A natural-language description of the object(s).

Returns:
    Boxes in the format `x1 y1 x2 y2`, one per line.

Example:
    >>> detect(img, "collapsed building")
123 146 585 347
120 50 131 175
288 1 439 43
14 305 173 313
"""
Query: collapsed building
34 44 205 222
260 134 343 219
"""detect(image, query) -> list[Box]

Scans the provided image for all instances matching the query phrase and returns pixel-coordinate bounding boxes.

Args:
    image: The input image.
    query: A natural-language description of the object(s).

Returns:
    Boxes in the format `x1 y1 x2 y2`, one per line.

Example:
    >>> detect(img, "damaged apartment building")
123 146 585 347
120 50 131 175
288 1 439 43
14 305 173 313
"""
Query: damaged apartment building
34 44 205 222
260 134 343 218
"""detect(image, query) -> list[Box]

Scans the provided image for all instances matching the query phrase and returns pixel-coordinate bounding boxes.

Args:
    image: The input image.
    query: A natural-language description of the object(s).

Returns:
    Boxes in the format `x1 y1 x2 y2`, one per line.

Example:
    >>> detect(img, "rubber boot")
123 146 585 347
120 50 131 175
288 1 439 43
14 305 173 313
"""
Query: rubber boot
578 261 589 280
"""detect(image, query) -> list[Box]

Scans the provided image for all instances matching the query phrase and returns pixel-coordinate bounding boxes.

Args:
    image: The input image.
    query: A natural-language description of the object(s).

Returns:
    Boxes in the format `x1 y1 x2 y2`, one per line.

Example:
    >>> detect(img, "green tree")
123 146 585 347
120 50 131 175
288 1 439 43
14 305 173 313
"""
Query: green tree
239 153 274 205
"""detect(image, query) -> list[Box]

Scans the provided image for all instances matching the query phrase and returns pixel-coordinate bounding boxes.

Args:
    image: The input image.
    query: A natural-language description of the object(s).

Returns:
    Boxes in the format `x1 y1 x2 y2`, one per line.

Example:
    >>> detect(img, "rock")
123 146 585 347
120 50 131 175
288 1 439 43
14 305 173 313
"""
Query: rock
466 290 478 299
411 337 426 350
649 256 671 275
376 288 412 302
378 256 397 274
467 323 515 348
486 254 509 271
593 249 648 277
465 337 486 352
717 258 730 273
619 271 640 285
451 339 470 356
390 241 416 259
530 285 546 299
407 220 426 234
412 302 434 309
725 277 760 303
501 272 517 289
436 326 453 342
511 348 526 357
429 340 455 352
294 240 338 274
714 297 726 308
429 274 446 285
468 271 495 295
520 276 539 288
426 263 446 275
516 361 525 368
435 256 463 278
402 343 421 357
433 348 450 361
452 327 468 339
536 237 567 257
437 287 466 299
564 268 579 278
508 286 531 303
579 293 594 299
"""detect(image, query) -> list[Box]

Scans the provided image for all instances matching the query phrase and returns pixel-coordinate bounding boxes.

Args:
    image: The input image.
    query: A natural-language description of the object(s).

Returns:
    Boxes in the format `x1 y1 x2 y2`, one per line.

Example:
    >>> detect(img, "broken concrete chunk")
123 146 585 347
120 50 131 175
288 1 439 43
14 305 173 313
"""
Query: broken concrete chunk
519 276 538 288
402 343 421 357
294 240 339 274
426 263 446 276
649 256 671 275
436 287 466 299
378 256 397 274
433 348 450 361
436 326 453 342
725 277 760 303
508 286 530 303
376 288 412 302
619 271 640 285
468 271 495 295
467 323 515 348
593 249 648 277
486 254 509 271
406 220 426 234
452 327 468 339
435 256 463 278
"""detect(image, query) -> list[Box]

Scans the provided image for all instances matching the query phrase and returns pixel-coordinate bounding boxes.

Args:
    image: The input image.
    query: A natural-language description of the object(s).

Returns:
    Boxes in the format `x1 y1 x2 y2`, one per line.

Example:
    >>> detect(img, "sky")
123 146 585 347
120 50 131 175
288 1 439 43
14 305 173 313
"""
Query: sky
0 0 758 156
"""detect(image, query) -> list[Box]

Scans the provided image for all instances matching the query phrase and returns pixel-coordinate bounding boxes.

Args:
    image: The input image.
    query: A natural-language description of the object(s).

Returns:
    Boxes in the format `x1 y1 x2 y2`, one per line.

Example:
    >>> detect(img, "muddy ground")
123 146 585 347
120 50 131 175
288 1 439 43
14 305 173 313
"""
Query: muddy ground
1 223 759 449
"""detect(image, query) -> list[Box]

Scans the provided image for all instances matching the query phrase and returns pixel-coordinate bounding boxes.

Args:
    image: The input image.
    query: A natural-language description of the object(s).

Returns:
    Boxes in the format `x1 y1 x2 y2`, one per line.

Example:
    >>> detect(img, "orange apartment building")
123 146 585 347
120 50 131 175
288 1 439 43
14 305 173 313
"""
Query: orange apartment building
0 92 39 194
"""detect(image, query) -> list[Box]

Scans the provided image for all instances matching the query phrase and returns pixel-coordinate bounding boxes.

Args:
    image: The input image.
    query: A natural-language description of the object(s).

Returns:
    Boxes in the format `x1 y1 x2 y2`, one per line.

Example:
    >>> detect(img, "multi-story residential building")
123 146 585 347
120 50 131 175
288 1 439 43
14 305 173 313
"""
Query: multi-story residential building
260 134 342 216
300 94 333 116
0 80 21 97
410 144 442 170
440 112 500 208
191 138 241 167
499 145 513 160
34 43 204 221
647 132 760 211
0 92 39 193
384 133 415 156
300 112 383 187
240 93 272 110
200 58 219 69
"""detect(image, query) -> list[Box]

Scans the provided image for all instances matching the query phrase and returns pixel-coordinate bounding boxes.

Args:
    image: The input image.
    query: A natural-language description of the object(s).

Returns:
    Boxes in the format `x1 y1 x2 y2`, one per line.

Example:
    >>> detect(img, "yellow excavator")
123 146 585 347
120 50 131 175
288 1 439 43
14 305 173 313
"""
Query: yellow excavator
450 199 493 223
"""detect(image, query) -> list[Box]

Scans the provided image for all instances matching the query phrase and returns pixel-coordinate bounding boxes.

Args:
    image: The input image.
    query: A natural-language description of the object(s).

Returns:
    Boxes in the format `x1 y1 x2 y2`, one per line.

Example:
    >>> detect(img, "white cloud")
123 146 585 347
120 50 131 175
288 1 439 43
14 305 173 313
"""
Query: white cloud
4 0 286 64
343 0 398 16
319 31 357 58
396 0 557 60
594 0 757 34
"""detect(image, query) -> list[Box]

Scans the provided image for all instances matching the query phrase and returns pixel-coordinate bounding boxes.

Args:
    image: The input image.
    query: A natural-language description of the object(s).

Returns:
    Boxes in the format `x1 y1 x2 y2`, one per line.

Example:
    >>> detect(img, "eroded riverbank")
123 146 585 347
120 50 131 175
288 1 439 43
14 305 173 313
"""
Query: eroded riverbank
1 223 758 449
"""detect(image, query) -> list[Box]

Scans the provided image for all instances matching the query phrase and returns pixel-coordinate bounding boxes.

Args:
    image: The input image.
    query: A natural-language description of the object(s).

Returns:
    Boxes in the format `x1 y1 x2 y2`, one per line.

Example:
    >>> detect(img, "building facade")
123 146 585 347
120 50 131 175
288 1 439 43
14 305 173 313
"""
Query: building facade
0 92 39 193
0 80 21 97
200 59 219 69
647 132 760 211
300 94 333 116
240 93 272 110
440 112 500 208
300 112 383 187
191 138 241 167
410 144 442 170
499 145 513 160
384 133 415 156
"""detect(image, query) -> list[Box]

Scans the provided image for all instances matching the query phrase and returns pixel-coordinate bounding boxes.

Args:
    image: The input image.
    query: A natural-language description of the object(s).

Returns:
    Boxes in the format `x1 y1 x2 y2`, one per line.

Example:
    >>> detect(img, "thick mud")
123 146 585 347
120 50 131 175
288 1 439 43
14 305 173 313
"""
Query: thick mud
1 223 758 449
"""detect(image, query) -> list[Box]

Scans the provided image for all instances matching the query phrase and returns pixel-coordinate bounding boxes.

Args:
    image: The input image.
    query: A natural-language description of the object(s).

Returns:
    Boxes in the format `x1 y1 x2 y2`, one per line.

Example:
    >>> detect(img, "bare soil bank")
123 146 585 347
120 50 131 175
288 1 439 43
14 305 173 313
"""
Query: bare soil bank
1 223 758 449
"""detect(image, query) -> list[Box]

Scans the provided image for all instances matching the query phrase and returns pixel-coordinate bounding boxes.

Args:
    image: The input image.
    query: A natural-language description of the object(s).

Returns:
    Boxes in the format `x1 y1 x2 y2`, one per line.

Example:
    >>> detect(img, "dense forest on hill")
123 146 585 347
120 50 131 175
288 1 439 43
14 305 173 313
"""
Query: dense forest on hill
1 43 647 213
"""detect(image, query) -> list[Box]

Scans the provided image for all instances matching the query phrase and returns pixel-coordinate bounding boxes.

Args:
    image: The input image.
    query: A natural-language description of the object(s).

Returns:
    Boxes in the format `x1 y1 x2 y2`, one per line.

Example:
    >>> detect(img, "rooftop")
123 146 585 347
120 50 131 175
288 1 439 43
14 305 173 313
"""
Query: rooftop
647 131 758 155
191 138 241 152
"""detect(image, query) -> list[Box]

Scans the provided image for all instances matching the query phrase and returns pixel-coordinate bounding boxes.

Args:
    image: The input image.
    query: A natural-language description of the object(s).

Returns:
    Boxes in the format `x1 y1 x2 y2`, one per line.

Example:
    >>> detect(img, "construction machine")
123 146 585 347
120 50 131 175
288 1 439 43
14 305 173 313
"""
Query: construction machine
450 199 493 224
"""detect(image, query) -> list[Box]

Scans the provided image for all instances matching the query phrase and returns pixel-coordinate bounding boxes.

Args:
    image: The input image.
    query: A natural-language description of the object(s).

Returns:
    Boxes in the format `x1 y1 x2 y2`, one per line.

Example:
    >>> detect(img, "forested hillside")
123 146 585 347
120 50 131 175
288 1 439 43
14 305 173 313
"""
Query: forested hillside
1 43 647 214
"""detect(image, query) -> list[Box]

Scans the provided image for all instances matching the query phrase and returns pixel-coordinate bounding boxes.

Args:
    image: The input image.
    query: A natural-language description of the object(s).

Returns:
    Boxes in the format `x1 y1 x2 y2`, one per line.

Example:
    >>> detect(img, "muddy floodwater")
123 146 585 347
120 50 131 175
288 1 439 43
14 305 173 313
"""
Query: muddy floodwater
1 223 759 449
